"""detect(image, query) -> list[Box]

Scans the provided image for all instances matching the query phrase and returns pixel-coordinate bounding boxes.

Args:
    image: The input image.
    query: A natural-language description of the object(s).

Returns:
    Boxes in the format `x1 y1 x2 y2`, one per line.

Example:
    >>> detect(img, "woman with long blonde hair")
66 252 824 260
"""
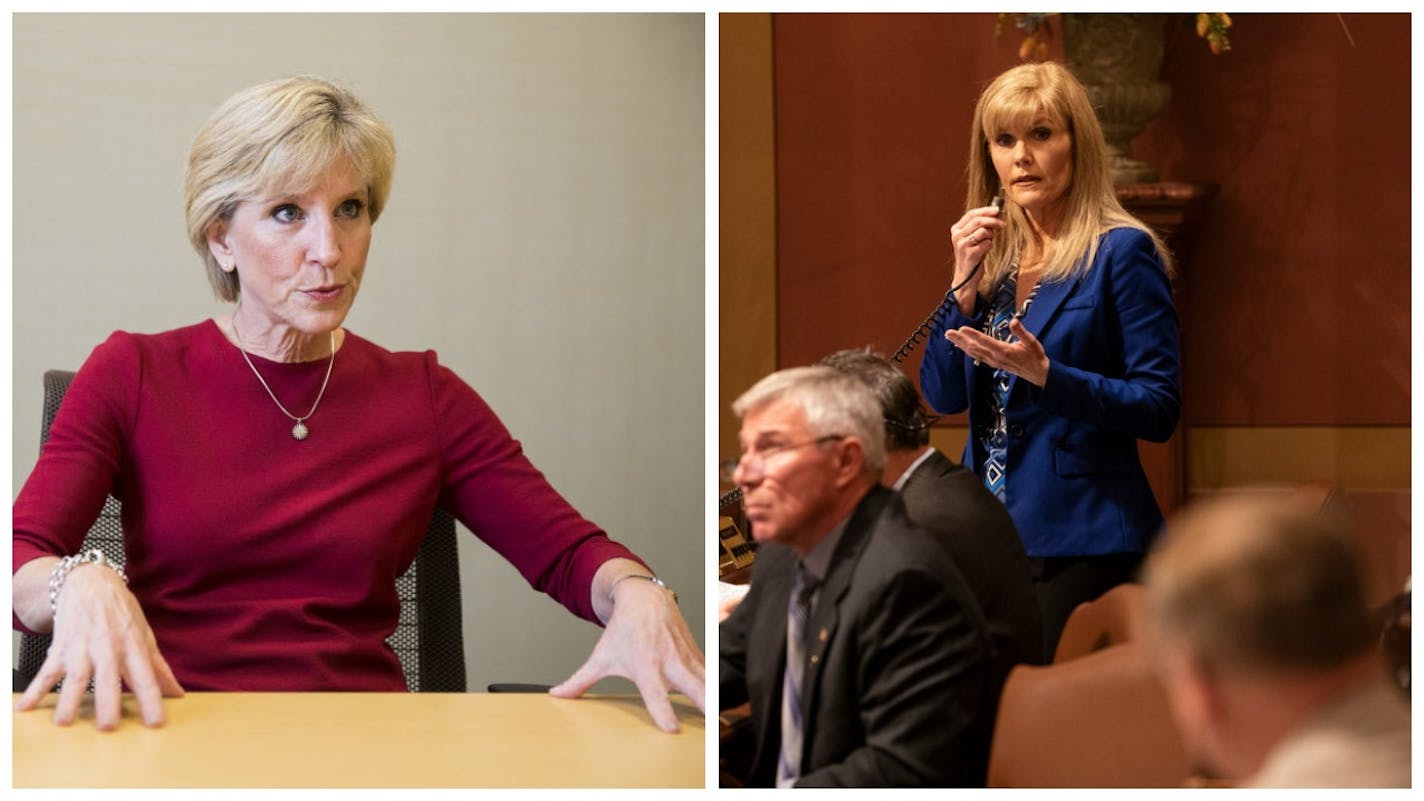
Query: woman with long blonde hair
919 62 1180 656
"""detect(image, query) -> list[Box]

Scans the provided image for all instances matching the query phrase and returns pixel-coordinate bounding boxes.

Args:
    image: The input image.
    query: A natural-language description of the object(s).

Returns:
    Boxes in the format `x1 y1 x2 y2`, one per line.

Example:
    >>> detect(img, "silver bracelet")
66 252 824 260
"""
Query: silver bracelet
608 573 677 604
48 549 128 619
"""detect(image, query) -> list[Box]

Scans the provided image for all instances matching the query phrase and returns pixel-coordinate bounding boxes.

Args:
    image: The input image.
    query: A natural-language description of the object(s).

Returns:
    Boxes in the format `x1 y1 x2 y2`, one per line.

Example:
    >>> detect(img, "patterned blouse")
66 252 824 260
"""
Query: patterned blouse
976 265 1039 502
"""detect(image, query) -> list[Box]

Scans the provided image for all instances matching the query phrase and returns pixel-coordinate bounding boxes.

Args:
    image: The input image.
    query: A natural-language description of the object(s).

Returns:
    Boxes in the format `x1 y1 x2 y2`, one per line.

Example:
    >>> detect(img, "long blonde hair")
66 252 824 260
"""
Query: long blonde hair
964 62 1172 293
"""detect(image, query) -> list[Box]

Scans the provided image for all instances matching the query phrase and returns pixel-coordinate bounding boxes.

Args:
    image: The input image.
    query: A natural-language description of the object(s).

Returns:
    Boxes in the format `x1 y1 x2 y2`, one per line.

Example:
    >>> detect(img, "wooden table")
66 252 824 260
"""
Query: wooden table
13 692 704 788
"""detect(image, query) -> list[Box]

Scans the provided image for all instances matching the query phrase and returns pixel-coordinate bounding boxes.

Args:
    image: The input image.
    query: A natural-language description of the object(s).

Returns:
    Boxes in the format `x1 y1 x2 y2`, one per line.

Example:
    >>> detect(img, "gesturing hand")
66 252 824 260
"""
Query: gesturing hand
945 317 1051 387
14 563 185 731
550 573 706 733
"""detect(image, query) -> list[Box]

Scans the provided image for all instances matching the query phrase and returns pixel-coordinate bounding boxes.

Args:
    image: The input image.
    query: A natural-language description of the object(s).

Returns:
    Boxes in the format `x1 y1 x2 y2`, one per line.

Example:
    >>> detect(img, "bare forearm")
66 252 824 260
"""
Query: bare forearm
14 556 59 633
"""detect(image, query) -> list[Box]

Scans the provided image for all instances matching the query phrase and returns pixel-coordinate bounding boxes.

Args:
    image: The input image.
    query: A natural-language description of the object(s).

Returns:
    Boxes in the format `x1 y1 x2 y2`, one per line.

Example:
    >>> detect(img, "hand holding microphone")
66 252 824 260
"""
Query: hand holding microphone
948 191 1005 317
891 191 1007 365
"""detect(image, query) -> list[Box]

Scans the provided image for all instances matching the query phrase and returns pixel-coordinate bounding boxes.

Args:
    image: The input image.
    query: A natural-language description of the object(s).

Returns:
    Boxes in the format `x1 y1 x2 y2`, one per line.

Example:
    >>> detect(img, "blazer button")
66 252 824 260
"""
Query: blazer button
810 654 819 665
1009 424 1024 437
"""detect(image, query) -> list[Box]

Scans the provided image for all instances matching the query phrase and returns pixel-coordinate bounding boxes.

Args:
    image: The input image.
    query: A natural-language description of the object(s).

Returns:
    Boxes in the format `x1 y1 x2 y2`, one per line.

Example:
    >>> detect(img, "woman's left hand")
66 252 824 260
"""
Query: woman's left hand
550 564 706 733
944 318 1051 387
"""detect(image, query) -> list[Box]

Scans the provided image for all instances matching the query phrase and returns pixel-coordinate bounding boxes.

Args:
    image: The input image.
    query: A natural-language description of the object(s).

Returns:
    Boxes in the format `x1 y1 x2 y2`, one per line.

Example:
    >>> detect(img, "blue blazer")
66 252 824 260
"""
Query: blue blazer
919 227 1180 558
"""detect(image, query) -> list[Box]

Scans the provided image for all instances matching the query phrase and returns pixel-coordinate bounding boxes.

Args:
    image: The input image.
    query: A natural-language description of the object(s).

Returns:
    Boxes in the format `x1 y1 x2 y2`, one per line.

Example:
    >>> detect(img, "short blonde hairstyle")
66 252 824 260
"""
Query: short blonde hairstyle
732 366 886 477
1145 494 1374 674
184 75 397 301
964 62 1173 292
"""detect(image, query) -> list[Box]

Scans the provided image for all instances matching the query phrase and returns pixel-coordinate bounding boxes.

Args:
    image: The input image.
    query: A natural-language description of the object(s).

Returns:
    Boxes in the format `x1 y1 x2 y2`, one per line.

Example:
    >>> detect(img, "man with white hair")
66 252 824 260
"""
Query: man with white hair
719 366 996 787
1145 494 1410 787
819 348 1042 677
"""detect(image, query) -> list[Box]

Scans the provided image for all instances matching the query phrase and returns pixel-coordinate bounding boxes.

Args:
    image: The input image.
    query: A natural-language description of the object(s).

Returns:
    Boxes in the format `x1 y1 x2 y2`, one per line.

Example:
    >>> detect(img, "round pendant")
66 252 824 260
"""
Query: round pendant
291 422 309 440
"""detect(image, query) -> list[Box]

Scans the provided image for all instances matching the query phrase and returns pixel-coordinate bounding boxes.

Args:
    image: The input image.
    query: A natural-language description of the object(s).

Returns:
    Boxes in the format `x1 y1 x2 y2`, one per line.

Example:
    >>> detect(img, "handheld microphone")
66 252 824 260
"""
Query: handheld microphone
945 189 1004 297
891 189 1005 364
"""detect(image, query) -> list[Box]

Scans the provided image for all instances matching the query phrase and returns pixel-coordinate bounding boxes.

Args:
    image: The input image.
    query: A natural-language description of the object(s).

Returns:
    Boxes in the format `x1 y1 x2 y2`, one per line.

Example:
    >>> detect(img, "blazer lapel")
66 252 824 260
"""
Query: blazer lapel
922 449 959 482
749 547 796 777
1007 273 1082 398
796 488 890 747
899 449 947 502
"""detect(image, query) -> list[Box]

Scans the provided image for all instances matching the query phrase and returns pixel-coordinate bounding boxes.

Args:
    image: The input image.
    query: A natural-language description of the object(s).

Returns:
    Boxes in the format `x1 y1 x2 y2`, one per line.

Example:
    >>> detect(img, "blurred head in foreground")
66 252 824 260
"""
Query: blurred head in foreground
1144 493 1404 787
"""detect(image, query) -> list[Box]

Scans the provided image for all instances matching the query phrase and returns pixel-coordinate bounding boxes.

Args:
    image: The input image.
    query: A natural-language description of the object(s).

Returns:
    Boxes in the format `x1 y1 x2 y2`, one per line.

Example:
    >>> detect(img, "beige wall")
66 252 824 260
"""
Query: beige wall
12 13 705 692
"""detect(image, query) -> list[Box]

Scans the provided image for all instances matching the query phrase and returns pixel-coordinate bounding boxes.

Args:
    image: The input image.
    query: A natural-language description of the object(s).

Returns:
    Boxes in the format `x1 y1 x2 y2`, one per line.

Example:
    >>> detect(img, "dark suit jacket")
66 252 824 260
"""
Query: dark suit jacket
719 485 996 787
919 227 1180 558
898 448 1044 675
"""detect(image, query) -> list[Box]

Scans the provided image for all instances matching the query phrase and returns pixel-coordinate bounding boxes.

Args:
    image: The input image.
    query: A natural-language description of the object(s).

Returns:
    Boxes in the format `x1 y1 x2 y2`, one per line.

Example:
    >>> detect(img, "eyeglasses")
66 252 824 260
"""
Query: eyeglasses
733 435 847 479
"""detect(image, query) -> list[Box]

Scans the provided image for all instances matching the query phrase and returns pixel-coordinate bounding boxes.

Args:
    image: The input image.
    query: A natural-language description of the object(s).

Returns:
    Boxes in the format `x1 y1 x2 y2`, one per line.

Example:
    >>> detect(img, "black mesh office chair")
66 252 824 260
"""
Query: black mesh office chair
16 369 467 692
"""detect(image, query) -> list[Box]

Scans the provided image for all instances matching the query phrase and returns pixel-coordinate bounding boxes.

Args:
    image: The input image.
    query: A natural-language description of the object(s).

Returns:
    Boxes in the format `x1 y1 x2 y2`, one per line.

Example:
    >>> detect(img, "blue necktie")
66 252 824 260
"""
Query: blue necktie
777 564 817 788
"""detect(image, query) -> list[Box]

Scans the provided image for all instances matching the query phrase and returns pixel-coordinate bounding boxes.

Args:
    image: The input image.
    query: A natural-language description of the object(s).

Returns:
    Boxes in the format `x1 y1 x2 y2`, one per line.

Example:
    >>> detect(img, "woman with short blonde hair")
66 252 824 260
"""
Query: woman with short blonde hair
184 76 396 301
14 75 703 732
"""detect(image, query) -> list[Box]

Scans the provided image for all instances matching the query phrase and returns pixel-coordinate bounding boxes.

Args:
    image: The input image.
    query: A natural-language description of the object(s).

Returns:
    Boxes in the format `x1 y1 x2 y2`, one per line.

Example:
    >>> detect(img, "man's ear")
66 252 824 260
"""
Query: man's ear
1162 647 1229 743
205 219 235 272
830 436 866 489
1188 654 1229 729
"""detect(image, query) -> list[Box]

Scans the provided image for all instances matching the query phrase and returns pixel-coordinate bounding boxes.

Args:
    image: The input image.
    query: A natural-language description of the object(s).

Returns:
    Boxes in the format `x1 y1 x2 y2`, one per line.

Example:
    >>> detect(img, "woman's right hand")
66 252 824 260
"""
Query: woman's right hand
14 563 184 730
948 202 1004 317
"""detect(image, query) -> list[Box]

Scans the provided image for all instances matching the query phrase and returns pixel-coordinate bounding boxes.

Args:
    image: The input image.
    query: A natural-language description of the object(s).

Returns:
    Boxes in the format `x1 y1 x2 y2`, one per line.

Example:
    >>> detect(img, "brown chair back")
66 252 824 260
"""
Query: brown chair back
987 642 1192 788
1053 582 1151 663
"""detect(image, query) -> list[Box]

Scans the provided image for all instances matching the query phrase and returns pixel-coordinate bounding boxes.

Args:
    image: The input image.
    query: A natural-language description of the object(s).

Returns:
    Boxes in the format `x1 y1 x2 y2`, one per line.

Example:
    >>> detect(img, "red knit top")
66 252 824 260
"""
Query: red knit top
13 321 640 690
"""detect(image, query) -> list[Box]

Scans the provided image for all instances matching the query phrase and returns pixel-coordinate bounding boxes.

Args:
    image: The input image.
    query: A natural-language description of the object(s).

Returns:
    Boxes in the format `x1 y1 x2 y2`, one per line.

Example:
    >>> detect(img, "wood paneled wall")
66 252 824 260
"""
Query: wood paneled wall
719 13 1408 576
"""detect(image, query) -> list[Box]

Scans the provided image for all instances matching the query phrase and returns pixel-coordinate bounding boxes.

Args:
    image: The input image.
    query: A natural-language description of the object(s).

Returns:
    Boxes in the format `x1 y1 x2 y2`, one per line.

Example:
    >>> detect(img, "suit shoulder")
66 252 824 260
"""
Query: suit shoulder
1098 226 1167 278
857 512 960 582
907 465 1002 513
1100 226 1164 260
1101 225 1154 250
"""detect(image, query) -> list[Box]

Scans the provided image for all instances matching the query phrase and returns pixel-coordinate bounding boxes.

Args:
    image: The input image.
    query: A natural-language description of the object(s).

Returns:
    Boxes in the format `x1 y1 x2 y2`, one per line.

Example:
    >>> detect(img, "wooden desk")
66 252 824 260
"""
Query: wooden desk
13 692 704 788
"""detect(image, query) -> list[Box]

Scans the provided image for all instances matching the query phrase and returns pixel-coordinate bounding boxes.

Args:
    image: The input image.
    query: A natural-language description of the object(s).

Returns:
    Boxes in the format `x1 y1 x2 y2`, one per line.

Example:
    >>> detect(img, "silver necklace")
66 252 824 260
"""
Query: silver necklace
229 313 336 441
